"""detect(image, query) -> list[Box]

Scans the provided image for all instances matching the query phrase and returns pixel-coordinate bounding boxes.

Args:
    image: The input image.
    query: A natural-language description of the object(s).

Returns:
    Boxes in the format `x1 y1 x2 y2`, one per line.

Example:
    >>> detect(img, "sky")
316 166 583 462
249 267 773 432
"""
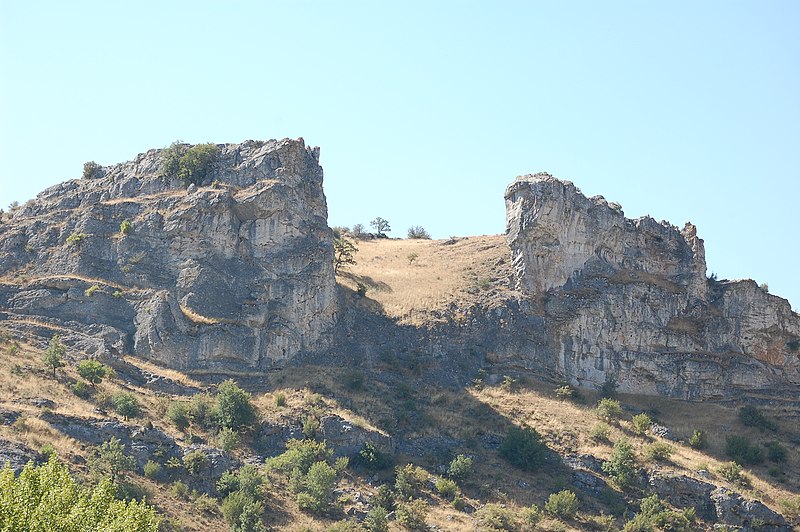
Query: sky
1 1 798 309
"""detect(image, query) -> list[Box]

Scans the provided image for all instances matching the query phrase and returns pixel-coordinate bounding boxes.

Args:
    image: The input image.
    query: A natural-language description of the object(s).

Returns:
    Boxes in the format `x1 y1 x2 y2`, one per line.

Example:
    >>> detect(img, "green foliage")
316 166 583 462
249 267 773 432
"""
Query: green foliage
274 392 287 407
447 454 473 483
143 460 161 480
266 438 333 476
395 498 429 530
595 398 623 421
302 414 320 439
602 439 638 489
521 505 543 527
631 413 652 436
599 374 618 398
66 231 88 245
738 405 777 432
183 449 207 476
643 442 673 462
161 141 218 186
120 219 133 235
725 435 764 465
89 437 135 482
554 384 576 400
778 496 800 519
83 284 99 297
218 465 263 499
373 483 395 511
370 217 391 237
111 391 140 419
498 425 547 470
77 359 107 387
217 427 240 451
345 370 365 391
215 379 256 430
42 335 66 377
394 463 428 499
476 502 517 530
221 490 266 532
188 392 216 428
434 477 459 501
764 441 787 463
171 480 190 499
83 161 104 179
591 423 612 442
296 461 337 514
407 226 431 239
716 461 751 488
0 456 160 530
355 442 392 471
622 494 695 532
167 401 190 431
39 443 56 460
364 506 389 532
545 490 579 519
333 237 358 273
688 429 707 450
70 380 91 398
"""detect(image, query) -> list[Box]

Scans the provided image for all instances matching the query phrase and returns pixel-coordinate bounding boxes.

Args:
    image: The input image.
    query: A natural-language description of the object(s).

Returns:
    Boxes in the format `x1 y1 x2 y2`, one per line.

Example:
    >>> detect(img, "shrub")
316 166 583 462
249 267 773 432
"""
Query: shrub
83 161 104 179
215 379 256 430
554 385 576 400
266 439 333 476
120 219 133 235
738 405 777 432
545 490 579 519
66 232 88 245
301 415 320 439
407 252 419 264
111 391 140 419
351 223 366 238
717 461 751 487
217 427 240 452
596 399 623 421
447 454 473 483
84 284 100 297
434 478 459 501
395 498 428 530
370 217 391 237
498 426 548 470
643 442 673 462
599 374 618 398
143 460 161 480
373 483 395 511
407 226 430 239
778 496 800 519
395 463 428 499
167 401 190 431
171 480 190 499
89 437 135 482
631 413 652 436
162 141 218 186
77 359 107 387
688 429 707 450
71 380 91 398
345 370 365 391
220 465 263 499
591 423 612 442
42 335 66 378
764 441 787 463
602 439 638 489
295 461 337 514
476 502 517 530
333 238 358 272
221 490 266 531
274 392 287 407
725 435 764 465
188 392 216 428
520 505 543 527
355 442 392 471
364 506 389 532
622 494 694 532
183 450 207 476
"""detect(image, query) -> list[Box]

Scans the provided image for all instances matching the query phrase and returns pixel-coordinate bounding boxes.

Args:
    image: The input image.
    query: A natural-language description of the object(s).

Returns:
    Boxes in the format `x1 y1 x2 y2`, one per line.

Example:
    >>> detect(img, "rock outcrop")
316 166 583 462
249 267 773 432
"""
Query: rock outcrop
0 139 336 373
506 173 800 400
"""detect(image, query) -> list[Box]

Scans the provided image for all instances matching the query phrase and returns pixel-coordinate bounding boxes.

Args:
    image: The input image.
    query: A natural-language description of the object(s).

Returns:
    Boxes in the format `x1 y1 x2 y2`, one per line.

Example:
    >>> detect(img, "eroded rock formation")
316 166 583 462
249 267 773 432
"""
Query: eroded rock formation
0 139 336 372
506 173 800 400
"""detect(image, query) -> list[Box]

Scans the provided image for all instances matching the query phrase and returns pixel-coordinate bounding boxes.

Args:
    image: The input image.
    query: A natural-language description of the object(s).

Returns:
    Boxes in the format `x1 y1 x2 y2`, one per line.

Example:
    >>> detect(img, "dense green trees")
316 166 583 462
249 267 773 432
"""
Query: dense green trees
161 141 218 186
42 335 66 377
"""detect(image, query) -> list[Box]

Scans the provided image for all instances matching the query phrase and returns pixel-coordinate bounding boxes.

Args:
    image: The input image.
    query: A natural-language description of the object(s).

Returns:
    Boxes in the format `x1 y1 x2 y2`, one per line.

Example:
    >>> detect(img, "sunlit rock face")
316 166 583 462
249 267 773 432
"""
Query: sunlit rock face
0 139 337 373
505 173 800 400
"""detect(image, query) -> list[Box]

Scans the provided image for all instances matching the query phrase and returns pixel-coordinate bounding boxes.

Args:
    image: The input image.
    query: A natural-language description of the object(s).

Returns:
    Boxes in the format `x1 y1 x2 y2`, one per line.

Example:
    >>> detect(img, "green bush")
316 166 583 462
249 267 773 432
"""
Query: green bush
301 415 320 439
221 490 266 532
188 393 216 428
373 483 395 511
498 426 547 470
167 401 190 431
266 439 333 476
217 427 240 451
643 442 673 462
66 232 88 245
725 435 764 465
355 442 392 471
631 413 652 436
596 399 623 421
737 405 777 432
602 439 638 489
434 477 459 501
70 380 91 398
295 461 337 514
120 219 133 235
364 506 389 532
274 392 287 407
143 460 161 480
0 456 159 530
42 335 66 378
476 502 517 530
622 494 694 532
161 141 218 186
591 423 612 442
83 161 104 179
407 226 431 239
171 480 190 499
111 391 140 419
215 379 256 431
77 359 107 387
183 449 207 476
520 505 543 527
89 437 135 483
716 461 751 488
395 498 428 530
688 429 707 450
545 490 579 519
447 454 473 483
764 441 787 463
394 463 428 499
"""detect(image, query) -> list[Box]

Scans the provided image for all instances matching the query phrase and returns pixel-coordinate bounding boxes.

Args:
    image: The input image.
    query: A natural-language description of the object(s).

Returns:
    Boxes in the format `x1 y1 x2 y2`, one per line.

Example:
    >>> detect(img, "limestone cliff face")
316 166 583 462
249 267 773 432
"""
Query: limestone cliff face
506 173 800 400
0 139 337 372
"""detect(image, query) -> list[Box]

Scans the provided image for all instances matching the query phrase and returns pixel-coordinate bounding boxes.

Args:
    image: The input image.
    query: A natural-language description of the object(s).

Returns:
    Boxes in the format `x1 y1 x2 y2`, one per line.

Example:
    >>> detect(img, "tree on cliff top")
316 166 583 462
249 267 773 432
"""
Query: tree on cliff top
370 217 390 237
161 141 218 186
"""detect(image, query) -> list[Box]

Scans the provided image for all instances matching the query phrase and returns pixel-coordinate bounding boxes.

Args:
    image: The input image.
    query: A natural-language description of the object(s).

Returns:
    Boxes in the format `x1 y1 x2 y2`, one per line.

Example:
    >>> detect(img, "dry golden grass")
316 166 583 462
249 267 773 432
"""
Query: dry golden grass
179 303 221 325
337 235 513 325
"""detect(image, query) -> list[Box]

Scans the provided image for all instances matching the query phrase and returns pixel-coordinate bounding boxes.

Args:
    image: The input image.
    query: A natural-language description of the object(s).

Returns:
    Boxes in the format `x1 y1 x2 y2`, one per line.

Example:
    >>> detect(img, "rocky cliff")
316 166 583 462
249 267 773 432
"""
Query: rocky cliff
505 173 800 400
0 139 337 373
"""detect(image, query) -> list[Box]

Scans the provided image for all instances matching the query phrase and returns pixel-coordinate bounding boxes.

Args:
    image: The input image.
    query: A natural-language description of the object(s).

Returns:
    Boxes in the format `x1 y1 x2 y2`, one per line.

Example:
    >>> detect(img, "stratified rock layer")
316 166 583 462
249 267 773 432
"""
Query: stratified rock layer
0 139 336 372
506 173 800 400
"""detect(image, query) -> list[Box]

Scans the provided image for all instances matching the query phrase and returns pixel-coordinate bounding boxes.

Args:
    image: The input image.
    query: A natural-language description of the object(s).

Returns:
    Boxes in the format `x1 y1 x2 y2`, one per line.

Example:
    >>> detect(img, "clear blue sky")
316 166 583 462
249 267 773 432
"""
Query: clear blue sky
1 1 798 309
